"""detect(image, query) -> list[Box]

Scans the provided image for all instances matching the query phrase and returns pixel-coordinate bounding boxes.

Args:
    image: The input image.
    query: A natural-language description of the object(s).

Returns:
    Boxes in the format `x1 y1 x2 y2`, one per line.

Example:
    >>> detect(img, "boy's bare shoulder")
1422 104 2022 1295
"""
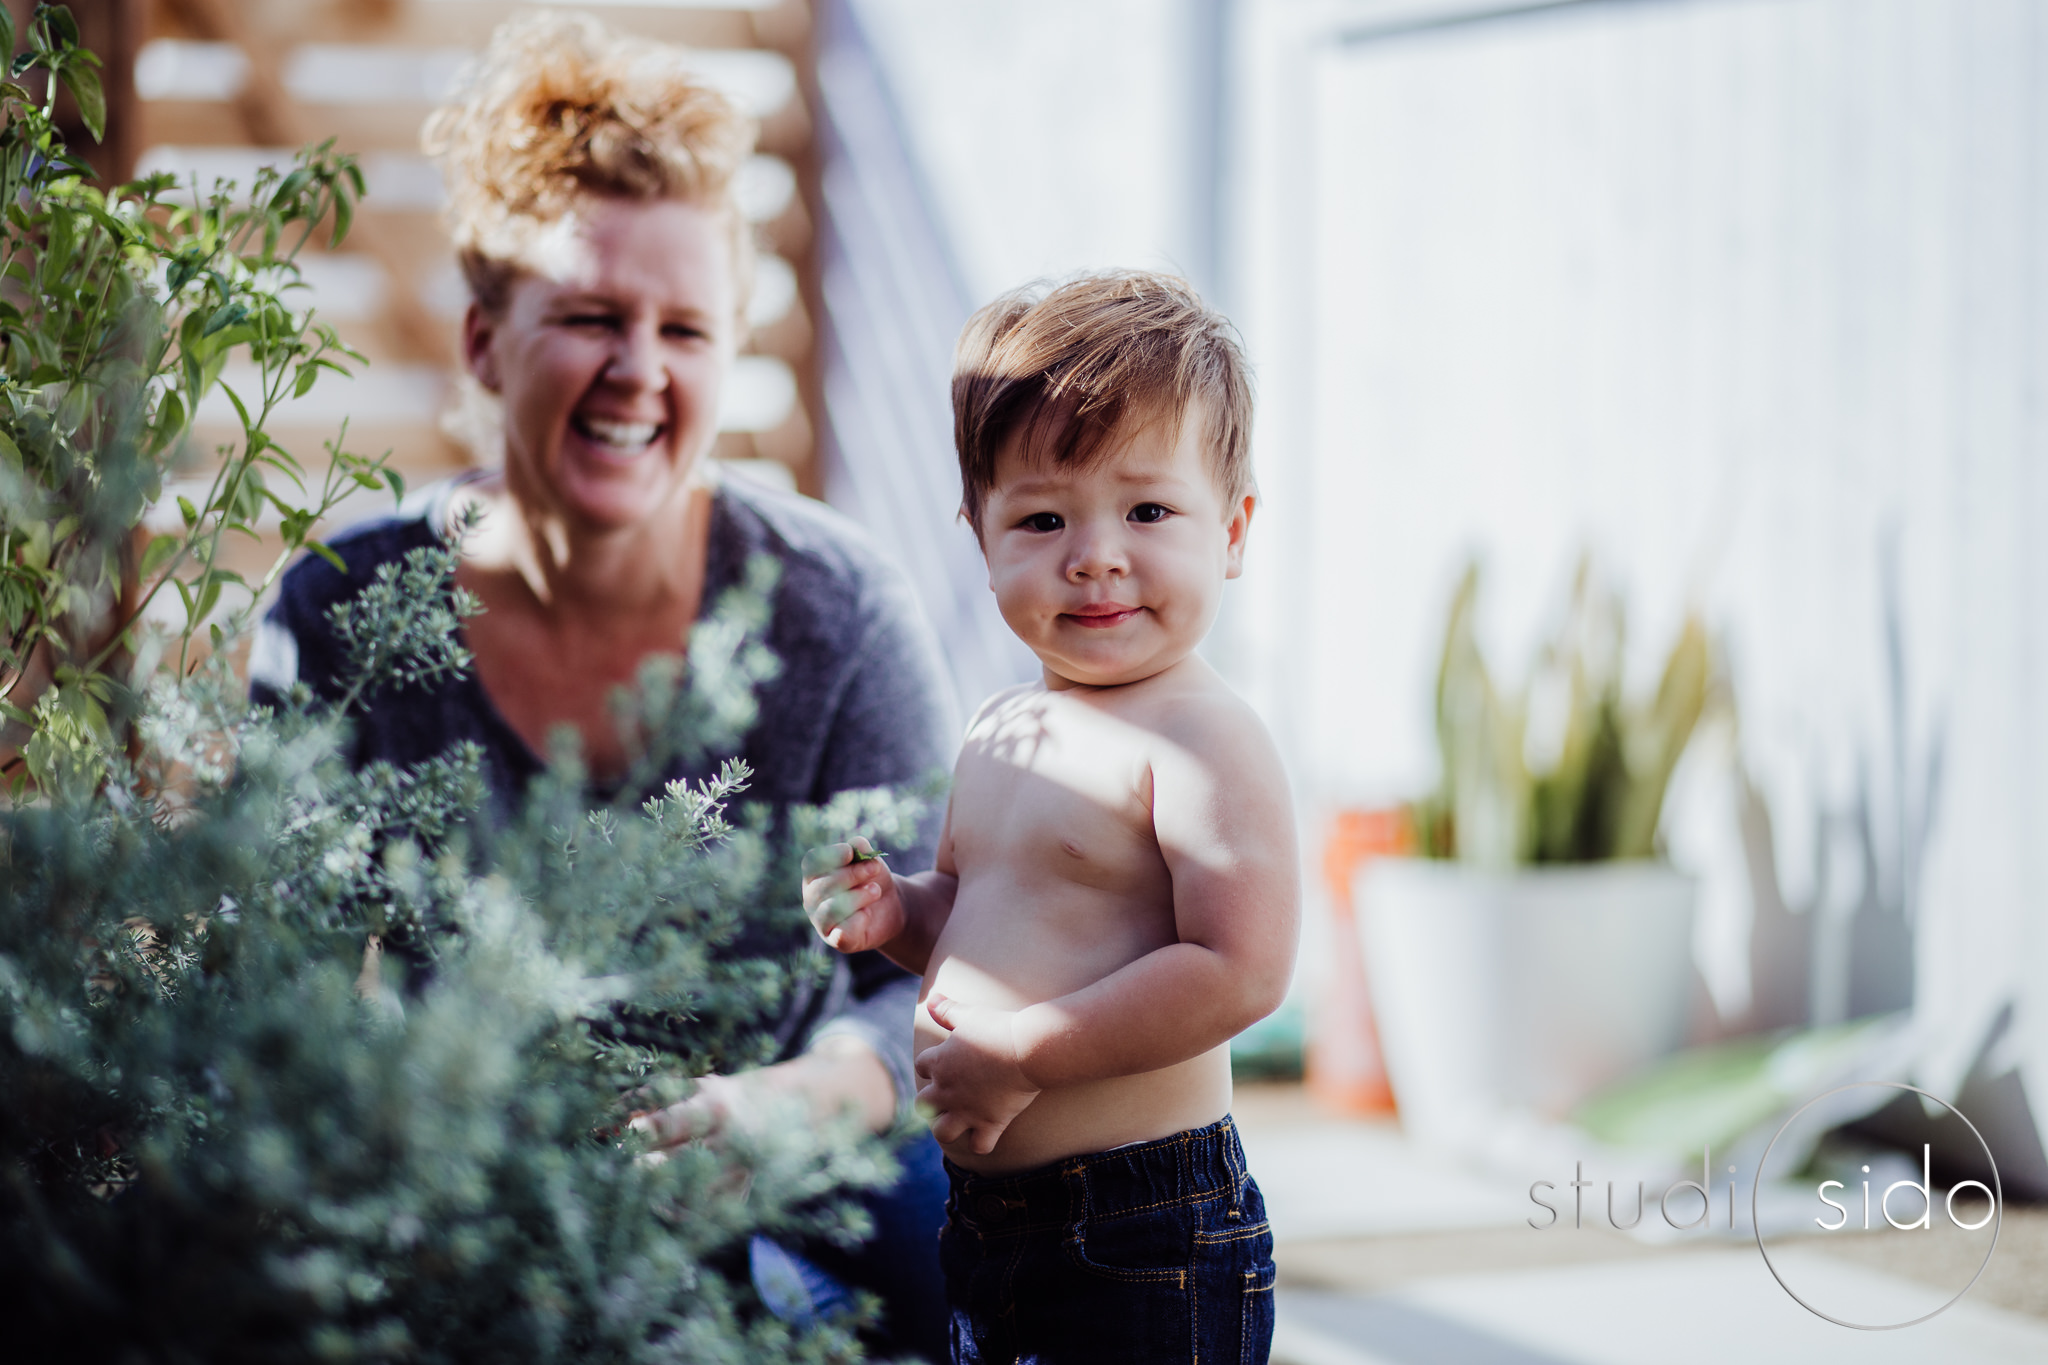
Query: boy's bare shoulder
1135 665 1278 764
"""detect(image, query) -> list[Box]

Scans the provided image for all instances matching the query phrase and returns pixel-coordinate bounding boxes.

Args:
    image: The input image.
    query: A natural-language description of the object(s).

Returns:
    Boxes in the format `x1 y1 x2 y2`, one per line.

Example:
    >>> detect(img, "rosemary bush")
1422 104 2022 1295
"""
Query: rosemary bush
0 13 920 1359
0 536 904 1363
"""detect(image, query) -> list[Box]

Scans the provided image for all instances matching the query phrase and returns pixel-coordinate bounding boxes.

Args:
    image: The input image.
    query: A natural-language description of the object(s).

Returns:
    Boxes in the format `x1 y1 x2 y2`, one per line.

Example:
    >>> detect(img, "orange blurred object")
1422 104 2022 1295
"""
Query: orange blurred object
1307 807 1413 1115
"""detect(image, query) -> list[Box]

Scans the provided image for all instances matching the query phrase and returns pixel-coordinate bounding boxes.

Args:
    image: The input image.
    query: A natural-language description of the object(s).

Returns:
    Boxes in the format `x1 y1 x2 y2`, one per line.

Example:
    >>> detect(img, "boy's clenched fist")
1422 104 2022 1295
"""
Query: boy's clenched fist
802 837 905 952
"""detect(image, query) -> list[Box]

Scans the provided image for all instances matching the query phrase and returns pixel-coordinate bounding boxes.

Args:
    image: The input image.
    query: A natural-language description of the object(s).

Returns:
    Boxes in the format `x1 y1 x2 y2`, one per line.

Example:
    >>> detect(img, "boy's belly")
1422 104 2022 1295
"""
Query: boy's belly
925 1033 1234 1174
918 901 1233 1174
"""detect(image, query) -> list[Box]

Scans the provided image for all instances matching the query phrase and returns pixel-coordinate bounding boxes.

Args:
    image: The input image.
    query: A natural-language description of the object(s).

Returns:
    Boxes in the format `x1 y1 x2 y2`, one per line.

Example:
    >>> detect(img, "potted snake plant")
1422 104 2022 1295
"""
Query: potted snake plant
1358 558 1715 1152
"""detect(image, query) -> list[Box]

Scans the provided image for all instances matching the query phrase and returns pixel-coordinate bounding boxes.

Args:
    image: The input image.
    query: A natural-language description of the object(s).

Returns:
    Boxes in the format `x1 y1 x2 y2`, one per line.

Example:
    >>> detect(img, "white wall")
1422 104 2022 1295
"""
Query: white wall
1238 0 2046 1157
850 0 1195 303
854 2 2048 1168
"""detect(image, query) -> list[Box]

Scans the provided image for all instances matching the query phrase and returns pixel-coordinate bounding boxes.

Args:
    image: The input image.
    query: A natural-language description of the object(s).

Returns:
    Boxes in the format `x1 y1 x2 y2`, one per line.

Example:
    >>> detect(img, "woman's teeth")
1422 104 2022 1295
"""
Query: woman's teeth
575 416 662 451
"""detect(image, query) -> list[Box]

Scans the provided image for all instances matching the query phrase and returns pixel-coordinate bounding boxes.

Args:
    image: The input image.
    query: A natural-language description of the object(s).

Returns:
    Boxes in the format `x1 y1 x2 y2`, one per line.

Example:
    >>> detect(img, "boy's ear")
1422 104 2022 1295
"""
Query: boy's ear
960 504 993 577
1224 490 1256 580
463 302 503 394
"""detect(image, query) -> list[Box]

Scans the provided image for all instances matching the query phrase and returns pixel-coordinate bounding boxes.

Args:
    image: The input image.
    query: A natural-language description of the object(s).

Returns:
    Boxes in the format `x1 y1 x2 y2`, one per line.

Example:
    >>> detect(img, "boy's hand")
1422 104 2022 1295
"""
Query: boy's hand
802 838 904 953
915 993 1041 1155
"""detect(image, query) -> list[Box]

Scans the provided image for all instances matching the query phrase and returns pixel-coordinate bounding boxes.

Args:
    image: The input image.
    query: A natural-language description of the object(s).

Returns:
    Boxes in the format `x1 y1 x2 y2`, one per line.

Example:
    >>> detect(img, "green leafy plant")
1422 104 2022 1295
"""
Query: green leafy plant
0 3 392 800
0 535 911 1362
1412 557 1713 867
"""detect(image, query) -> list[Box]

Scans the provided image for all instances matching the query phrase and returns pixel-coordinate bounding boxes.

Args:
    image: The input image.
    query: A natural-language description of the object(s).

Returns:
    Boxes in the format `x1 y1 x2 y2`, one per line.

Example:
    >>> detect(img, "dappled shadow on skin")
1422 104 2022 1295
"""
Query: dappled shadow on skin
924 752 1178 1016
967 686 1056 779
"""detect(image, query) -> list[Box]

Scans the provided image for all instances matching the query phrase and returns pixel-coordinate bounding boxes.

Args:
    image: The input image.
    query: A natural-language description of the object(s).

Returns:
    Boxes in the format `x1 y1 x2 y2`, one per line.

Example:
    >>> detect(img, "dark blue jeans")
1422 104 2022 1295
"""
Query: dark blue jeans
940 1117 1276 1365
764 1129 952 1362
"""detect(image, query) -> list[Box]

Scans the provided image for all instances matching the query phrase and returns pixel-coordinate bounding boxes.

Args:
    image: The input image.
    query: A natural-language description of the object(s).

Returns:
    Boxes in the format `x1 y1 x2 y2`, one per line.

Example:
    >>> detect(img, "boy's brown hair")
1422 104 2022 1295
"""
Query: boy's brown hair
952 272 1253 535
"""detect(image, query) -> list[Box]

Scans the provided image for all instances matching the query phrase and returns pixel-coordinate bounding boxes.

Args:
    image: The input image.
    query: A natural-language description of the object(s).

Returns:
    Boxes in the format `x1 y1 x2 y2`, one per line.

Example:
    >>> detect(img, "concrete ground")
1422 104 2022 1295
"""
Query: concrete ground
1233 1082 2048 1365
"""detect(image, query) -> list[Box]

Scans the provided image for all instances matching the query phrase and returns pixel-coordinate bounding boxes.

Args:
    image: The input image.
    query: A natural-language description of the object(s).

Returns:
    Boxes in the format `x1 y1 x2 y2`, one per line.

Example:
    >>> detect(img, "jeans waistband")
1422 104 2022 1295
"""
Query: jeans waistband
943 1116 1252 1236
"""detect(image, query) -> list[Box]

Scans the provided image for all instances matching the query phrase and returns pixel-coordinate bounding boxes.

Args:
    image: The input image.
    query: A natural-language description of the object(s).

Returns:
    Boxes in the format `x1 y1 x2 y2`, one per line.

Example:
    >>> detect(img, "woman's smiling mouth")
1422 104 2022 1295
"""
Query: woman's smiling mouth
572 414 664 455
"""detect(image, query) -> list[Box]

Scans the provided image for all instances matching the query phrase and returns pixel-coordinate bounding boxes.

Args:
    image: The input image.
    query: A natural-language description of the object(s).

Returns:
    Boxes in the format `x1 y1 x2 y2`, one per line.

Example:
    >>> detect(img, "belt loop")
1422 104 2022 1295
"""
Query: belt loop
1224 1116 1245 1217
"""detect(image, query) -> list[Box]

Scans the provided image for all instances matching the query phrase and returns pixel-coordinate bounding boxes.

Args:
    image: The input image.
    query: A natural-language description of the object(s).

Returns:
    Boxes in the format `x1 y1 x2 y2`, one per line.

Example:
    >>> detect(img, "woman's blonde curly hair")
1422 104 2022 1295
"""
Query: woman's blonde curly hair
422 10 757 316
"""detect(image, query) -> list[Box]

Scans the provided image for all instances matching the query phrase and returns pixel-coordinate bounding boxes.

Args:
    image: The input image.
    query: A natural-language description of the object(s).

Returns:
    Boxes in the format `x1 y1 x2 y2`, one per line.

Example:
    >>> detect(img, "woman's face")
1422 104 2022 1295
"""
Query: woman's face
465 196 737 533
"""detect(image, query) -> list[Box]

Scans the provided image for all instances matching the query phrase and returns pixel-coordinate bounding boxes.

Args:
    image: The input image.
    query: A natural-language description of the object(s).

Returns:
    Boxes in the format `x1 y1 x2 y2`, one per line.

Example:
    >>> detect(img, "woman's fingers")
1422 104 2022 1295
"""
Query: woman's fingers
629 1098 702 1148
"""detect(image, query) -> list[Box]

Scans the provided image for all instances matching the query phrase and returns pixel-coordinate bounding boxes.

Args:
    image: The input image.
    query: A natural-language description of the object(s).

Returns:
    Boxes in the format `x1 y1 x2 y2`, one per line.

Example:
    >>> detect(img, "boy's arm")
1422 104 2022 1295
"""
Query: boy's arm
918 703 1298 1151
805 806 961 977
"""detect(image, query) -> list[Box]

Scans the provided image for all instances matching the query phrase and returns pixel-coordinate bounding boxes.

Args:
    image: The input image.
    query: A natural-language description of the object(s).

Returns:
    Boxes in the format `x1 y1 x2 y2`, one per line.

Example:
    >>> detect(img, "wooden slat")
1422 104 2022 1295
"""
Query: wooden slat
154 0 460 363
141 98 432 151
746 295 813 365
189 418 473 468
160 0 781 50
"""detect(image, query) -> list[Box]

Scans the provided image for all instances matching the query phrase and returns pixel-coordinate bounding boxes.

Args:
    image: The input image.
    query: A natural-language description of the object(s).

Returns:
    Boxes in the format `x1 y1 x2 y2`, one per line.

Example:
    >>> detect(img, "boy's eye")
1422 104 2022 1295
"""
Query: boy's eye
1020 512 1063 533
1128 503 1171 524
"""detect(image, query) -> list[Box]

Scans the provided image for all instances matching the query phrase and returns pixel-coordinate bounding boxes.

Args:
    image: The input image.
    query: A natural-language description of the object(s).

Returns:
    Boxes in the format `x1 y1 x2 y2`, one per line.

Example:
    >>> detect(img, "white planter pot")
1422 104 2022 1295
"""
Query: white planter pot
1357 858 1697 1150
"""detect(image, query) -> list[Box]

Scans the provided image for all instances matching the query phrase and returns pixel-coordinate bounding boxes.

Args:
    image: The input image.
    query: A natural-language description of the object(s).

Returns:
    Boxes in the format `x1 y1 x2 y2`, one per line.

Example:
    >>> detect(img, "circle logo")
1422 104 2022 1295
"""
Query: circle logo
1752 1082 2002 1330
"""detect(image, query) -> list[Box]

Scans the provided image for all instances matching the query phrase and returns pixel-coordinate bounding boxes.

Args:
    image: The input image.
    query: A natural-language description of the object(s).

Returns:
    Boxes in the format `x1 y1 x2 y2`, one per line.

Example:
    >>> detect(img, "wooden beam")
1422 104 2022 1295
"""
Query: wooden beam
159 0 453 366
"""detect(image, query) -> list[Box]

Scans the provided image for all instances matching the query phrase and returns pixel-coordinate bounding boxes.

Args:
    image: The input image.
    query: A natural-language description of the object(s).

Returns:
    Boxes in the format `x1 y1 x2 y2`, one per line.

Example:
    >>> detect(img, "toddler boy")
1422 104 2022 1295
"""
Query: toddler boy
804 272 1299 1364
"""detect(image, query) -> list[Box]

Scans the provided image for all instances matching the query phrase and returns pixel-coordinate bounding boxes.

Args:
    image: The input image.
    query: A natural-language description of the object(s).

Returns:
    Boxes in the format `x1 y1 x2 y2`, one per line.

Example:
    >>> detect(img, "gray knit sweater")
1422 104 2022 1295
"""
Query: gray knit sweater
249 472 958 1116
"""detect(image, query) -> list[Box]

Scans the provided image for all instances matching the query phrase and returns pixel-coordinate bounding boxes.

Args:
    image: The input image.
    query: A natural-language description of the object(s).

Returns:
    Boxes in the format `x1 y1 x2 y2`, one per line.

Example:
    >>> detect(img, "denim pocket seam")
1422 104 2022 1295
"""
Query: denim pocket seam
1194 1218 1272 1247
1080 1185 1225 1220
1062 1232 1193 1285
1062 1209 1200 1285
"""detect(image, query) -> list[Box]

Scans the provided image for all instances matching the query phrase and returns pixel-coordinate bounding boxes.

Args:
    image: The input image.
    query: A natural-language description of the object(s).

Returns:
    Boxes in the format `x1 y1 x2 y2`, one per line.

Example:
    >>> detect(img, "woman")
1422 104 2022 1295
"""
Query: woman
249 14 953 1358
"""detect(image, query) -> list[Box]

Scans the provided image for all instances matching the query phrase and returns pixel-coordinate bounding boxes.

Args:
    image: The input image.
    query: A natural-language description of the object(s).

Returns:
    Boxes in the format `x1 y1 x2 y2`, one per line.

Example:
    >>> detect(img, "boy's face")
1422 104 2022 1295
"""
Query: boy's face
980 408 1253 690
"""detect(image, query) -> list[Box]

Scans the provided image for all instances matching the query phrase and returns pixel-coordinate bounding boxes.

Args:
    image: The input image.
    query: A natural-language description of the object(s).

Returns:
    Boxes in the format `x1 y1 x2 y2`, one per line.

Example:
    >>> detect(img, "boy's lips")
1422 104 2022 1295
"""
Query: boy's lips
1063 604 1142 629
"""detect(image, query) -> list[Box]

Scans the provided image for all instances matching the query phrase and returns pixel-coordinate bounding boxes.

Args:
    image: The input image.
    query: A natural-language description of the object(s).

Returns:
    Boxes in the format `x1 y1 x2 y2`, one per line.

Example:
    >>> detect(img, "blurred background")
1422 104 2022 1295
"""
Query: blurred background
55 0 2048 1357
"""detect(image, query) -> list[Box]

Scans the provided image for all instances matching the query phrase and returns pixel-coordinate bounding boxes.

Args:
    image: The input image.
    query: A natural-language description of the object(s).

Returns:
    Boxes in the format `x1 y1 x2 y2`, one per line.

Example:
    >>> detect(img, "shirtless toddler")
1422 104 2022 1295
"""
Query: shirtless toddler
803 272 1299 1364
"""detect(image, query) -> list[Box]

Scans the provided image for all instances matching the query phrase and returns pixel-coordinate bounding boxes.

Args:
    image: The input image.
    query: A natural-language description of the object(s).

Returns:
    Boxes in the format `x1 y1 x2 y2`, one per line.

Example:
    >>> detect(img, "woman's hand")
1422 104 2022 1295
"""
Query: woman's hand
802 837 906 954
628 1036 898 1151
915 992 1041 1156
627 1072 751 1150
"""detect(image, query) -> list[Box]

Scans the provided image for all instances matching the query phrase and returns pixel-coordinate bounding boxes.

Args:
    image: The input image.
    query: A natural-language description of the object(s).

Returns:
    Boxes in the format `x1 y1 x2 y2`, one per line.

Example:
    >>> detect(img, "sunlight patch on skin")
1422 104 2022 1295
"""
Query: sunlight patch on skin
455 484 577 607
968 689 1232 873
919 960 1036 1021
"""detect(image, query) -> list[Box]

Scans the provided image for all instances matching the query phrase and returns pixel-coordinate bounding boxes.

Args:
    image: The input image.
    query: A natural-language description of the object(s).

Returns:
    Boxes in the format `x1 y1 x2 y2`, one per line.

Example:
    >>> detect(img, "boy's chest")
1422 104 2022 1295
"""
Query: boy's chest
950 693 1168 890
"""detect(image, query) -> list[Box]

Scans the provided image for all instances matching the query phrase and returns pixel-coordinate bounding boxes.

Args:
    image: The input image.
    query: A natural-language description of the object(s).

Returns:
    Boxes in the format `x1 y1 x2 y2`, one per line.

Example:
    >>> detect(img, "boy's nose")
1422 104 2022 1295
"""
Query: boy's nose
1065 528 1128 580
